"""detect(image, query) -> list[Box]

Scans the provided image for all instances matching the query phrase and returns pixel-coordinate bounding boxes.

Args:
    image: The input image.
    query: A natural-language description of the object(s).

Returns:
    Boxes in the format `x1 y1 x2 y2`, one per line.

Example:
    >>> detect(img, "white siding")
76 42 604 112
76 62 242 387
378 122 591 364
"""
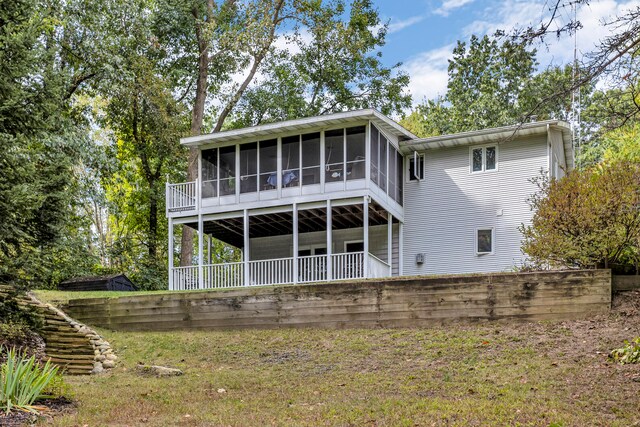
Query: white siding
403 135 548 275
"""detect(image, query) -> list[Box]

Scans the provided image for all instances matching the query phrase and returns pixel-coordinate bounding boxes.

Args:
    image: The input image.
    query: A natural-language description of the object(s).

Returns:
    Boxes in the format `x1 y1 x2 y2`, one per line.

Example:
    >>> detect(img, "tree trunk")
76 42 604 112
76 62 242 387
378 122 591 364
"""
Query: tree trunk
180 19 209 267
149 184 158 260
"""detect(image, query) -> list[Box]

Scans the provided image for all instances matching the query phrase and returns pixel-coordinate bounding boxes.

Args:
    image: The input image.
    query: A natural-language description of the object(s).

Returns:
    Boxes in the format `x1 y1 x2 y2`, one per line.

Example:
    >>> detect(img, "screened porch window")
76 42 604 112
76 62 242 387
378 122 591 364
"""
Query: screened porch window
281 135 300 187
346 126 365 180
240 142 257 193
325 129 344 182
302 132 320 185
370 125 379 186
201 148 218 198
219 146 236 196
260 139 277 190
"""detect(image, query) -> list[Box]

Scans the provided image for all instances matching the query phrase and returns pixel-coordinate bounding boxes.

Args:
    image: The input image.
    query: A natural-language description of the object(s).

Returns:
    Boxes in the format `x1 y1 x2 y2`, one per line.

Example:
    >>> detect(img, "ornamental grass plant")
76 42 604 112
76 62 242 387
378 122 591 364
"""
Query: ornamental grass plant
0 346 60 414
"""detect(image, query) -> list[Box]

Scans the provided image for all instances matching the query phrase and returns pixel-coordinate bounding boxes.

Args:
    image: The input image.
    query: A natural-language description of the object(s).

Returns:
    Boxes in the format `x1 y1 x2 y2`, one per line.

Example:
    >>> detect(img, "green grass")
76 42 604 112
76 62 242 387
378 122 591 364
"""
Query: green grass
46 323 640 426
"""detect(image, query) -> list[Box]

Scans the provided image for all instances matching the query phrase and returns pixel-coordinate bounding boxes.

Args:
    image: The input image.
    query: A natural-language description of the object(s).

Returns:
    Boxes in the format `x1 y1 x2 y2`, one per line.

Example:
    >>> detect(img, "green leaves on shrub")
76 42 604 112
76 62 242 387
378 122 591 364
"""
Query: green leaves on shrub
610 337 640 364
0 347 61 414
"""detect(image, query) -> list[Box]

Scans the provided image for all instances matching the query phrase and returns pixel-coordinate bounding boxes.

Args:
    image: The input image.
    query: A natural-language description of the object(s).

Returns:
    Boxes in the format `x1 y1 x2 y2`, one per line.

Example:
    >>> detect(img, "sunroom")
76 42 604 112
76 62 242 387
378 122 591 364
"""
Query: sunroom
166 109 415 290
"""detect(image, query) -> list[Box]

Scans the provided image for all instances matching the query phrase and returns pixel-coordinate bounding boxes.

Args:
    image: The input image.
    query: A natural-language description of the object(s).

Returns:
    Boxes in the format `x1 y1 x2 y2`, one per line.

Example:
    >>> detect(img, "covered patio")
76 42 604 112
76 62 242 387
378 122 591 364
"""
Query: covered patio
169 197 402 290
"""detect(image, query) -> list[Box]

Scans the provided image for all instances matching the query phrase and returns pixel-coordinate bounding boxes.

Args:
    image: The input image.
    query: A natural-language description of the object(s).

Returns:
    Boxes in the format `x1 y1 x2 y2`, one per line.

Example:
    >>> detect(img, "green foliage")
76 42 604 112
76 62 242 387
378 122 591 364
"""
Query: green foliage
610 337 640 364
0 289 42 334
0 347 61 414
400 35 594 137
520 160 640 272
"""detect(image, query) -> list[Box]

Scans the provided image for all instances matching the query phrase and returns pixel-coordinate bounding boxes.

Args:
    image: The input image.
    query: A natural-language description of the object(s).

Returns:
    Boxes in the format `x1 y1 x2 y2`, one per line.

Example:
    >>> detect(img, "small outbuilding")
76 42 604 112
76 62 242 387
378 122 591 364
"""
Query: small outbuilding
58 274 137 291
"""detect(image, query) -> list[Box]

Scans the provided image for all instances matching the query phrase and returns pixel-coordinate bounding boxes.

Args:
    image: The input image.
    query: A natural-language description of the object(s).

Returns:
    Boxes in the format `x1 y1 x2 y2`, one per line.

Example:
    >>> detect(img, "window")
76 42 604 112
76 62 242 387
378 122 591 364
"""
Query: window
344 241 364 253
346 126 365 180
201 148 218 198
219 145 236 196
301 132 320 185
471 146 497 173
379 132 387 192
370 125 379 186
239 142 257 194
259 139 277 190
325 129 344 182
396 150 403 205
282 135 300 187
409 153 424 181
476 228 493 254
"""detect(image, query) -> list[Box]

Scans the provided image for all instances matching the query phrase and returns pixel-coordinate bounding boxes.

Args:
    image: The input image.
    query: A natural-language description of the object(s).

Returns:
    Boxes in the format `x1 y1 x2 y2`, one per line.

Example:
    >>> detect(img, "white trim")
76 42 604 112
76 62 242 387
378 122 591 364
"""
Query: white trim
475 227 495 255
407 153 425 182
344 239 364 253
469 144 499 174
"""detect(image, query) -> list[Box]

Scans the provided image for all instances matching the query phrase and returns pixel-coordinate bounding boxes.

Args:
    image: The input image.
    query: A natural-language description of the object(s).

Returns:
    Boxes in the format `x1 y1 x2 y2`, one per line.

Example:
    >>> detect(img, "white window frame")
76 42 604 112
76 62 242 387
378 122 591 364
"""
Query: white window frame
293 244 330 256
407 153 425 182
475 228 494 255
343 240 364 253
469 145 498 174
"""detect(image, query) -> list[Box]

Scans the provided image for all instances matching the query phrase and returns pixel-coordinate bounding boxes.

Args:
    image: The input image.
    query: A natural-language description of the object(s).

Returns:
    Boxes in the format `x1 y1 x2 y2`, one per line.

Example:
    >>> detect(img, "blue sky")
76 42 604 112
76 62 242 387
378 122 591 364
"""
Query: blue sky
371 0 640 103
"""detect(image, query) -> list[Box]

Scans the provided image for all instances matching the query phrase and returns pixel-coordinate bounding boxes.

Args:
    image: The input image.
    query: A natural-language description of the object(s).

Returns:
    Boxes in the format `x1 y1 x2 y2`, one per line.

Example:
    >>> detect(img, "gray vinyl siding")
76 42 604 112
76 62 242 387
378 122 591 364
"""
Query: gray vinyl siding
403 135 548 275
250 224 399 275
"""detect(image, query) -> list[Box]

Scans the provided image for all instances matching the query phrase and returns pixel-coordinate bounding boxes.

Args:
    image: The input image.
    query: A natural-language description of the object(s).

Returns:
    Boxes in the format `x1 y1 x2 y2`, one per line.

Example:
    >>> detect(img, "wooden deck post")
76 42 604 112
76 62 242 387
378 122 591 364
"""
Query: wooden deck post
168 218 174 290
363 196 369 278
398 221 404 276
387 212 393 276
198 213 203 290
293 203 298 284
327 200 332 281
244 209 250 286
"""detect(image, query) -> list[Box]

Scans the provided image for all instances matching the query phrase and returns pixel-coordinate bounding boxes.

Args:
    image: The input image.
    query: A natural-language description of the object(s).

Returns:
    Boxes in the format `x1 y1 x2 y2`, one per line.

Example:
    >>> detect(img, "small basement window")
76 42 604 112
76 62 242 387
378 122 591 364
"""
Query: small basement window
471 146 497 173
476 228 494 254
409 154 425 181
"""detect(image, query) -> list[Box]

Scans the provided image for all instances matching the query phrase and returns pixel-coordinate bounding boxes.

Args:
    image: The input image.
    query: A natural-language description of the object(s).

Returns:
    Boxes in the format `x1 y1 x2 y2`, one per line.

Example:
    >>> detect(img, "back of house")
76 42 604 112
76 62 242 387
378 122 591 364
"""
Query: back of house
165 109 572 290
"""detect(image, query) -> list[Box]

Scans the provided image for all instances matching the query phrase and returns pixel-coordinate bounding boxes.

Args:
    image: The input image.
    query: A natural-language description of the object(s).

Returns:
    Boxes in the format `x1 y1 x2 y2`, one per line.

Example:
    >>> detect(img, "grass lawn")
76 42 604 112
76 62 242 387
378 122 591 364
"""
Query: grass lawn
45 293 640 427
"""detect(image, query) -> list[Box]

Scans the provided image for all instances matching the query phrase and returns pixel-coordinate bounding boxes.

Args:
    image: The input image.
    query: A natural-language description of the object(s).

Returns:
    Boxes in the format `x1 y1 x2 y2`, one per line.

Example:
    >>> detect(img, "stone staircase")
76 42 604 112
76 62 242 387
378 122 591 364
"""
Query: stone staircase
0 286 116 375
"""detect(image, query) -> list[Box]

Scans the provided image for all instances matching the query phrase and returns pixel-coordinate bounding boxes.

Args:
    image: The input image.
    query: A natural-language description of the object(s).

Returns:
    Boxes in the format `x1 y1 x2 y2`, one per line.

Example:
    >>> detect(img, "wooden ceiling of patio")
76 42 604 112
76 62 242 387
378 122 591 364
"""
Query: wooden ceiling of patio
186 202 394 248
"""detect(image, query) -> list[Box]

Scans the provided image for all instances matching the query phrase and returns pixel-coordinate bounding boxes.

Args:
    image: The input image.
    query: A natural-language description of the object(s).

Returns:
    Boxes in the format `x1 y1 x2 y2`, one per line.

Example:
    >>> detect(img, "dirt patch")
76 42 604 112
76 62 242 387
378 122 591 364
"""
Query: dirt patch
0 397 75 426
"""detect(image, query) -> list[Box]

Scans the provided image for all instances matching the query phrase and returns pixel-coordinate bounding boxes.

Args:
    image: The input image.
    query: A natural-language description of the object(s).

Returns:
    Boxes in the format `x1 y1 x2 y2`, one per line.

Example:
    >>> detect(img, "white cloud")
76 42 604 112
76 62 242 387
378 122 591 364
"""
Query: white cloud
388 16 424 34
402 45 453 102
462 0 640 68
434 0 475 17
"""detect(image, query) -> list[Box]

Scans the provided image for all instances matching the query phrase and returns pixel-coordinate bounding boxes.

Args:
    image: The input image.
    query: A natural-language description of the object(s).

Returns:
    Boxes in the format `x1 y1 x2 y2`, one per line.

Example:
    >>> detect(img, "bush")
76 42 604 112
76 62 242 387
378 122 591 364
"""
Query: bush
610 337 640 364
520 160 640 272
0 347 61 414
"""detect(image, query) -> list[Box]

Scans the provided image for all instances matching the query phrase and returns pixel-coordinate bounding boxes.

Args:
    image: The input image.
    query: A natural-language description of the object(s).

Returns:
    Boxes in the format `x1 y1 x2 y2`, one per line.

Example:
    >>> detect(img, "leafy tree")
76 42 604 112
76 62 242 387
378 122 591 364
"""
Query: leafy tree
520 159 640 272
154 0 410 265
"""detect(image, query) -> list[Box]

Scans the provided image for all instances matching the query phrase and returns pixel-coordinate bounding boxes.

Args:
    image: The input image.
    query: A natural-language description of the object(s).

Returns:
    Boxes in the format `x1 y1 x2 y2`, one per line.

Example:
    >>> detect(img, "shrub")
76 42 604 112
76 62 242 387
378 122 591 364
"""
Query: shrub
0 347 61 414
610 337 640 364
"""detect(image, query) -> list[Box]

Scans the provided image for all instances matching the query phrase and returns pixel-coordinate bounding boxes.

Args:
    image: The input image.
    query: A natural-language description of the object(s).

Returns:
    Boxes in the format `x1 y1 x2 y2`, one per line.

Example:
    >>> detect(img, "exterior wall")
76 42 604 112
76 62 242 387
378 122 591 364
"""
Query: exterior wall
64 270 612 331
403 134 548 275
249 224 399 275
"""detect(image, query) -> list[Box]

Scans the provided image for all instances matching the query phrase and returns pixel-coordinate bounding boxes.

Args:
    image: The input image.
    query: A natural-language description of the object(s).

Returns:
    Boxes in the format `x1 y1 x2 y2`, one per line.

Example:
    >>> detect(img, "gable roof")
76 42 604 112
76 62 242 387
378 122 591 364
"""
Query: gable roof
180 109 418 148
401 120 574 170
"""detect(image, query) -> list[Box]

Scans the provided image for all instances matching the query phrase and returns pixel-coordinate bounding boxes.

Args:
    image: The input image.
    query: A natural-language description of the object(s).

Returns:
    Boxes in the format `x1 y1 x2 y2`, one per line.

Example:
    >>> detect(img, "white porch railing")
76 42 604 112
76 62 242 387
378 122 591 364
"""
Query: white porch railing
367 253 391 278
205 262 244 288
172 266 199 290
332 252 364 280
167 181 197 212
171 252 391 290
249 257 294 286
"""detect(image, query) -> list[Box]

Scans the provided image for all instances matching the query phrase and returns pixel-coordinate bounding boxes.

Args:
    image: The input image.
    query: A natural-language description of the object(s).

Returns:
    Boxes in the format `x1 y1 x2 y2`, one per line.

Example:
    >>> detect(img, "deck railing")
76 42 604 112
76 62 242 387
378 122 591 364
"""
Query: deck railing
367 253 391 278
332 252 364 280
167 181 197 212
249 257 294 286
170 252 390 290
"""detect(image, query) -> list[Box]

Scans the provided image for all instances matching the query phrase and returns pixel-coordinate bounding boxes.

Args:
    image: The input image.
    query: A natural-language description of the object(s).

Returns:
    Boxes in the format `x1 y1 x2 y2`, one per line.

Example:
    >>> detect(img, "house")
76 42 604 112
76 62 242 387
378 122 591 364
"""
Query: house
166 109 572 290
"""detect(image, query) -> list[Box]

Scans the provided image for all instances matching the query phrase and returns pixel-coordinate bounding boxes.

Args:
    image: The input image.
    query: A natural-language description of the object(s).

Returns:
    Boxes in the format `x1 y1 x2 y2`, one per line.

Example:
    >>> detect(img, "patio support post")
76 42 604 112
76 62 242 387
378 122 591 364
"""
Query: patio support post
387 212 393 276
326 200 332 281
363 196 369 278
198 215 203 290
243 209 250 286
399 221 404 276
293 203 298 284
168 218 174 290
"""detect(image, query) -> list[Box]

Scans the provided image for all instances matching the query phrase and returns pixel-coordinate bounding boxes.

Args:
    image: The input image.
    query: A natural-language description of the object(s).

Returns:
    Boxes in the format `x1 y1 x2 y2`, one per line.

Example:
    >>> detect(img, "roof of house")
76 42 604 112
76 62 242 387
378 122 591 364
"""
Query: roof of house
180 109 418 148
401 120 574 170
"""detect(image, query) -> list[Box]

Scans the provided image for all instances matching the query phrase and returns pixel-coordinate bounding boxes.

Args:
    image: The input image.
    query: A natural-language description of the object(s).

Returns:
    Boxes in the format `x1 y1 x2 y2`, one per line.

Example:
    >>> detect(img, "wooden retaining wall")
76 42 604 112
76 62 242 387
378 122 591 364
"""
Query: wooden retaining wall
63 270 612 331
613 275 640 291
